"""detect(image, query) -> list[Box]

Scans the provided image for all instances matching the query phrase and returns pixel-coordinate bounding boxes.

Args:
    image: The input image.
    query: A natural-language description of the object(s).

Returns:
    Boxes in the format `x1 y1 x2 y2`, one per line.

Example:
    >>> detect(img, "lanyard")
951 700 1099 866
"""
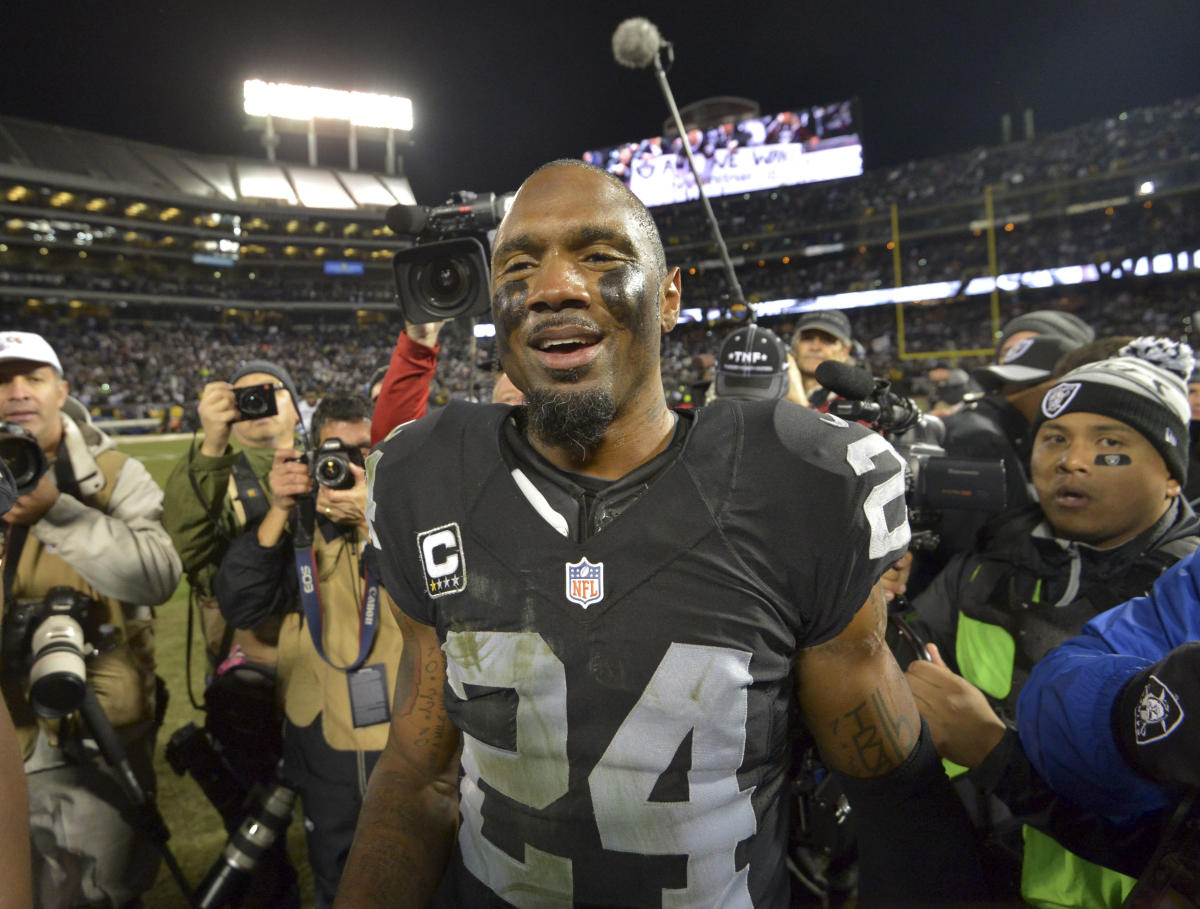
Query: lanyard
292 520 380 672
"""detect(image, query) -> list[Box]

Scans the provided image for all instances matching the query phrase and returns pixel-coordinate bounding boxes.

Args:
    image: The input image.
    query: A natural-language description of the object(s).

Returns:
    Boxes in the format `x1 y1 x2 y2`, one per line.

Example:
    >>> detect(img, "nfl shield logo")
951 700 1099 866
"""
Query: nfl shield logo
565 557 604 609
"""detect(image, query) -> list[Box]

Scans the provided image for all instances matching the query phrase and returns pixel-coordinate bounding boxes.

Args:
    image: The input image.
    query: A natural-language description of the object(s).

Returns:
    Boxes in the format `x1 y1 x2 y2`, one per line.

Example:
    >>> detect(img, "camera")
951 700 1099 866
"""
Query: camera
816 361 1006 552
232 383 279 422
299 437 365 491
387 190 515 324
0 420 49 496
1 587 112 717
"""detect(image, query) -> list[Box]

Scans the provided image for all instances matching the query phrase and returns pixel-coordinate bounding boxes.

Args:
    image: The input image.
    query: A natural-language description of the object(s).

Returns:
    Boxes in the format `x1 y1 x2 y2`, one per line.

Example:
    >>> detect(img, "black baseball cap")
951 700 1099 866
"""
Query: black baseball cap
714 325 790 401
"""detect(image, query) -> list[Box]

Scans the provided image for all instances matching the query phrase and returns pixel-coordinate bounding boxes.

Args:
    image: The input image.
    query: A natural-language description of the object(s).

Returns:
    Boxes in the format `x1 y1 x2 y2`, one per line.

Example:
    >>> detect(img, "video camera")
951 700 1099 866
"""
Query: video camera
815 361 1006 552
1 587 114 717
295 437 364 491
0 420 49 497
386 190 515 324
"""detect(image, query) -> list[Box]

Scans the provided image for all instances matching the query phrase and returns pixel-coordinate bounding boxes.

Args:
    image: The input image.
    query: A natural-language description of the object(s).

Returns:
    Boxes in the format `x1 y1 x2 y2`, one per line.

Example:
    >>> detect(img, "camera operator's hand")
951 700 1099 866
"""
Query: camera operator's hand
880 550 913 603
197 381 238 456
906 643 1006 769
316 464 368 530
267 448 311 513
405 320 446 350
1114 641 1200 788
3 470 59 526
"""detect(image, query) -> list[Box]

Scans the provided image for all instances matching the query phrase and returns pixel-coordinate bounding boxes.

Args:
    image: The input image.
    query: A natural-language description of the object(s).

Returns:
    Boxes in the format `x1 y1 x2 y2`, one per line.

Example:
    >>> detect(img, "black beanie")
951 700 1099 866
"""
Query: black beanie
1034 338 1194 484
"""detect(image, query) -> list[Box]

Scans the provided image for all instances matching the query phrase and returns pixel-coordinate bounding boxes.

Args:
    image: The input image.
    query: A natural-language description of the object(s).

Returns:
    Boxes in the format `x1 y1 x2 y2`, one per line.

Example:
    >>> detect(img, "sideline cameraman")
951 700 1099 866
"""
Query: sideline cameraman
215 394 406 908
0 331 181 906
902 338 1200 904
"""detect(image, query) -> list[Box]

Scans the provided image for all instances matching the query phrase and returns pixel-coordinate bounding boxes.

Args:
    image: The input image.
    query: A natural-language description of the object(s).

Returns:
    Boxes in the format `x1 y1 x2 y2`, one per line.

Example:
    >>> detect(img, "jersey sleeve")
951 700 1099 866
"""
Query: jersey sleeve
729 401 911 647
366 419 437 626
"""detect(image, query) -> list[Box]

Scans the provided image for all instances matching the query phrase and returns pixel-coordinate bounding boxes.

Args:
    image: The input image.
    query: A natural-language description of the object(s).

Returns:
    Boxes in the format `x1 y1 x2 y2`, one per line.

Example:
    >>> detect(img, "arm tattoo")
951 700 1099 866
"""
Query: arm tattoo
832 687 918 776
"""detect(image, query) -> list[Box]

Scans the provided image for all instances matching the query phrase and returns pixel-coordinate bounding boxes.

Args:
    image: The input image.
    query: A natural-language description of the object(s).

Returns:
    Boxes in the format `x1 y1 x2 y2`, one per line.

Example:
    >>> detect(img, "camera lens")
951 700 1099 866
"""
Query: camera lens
29 615 89 717
418 257 470 309
0 436 36 489
315 453 352 490
237 389 269 418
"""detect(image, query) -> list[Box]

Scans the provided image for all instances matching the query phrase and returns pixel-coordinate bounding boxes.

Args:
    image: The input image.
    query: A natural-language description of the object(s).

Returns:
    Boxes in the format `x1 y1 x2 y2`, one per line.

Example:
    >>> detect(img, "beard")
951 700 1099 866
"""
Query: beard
522 386 617 456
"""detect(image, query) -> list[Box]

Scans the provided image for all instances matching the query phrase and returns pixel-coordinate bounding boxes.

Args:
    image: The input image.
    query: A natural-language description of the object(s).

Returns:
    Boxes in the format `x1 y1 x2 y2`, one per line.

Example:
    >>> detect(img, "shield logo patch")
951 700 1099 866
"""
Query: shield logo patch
1134 674 1185 745
1041 382 1081 419
565 557 604 609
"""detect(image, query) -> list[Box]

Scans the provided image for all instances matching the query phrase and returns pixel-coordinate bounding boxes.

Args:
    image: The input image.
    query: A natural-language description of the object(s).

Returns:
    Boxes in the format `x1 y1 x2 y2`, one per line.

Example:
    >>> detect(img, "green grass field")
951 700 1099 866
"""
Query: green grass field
115 435 315 907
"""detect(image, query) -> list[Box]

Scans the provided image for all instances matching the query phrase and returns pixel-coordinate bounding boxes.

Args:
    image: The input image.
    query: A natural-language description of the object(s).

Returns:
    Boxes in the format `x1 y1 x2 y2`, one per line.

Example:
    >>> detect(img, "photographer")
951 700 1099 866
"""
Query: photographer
0 331 181 906
163 359 302 671
162 358 303 905
902 338 1200 904
215 393 406 908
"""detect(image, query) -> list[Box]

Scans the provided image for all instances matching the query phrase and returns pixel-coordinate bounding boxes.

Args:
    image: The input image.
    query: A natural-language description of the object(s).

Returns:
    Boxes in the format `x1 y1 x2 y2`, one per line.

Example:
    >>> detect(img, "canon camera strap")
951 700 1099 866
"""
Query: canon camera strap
291 497 380 672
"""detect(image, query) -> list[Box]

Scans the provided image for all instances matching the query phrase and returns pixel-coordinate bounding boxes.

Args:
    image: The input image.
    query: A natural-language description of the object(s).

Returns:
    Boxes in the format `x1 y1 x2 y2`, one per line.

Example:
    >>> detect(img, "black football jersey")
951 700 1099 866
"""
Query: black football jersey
367 398 909 908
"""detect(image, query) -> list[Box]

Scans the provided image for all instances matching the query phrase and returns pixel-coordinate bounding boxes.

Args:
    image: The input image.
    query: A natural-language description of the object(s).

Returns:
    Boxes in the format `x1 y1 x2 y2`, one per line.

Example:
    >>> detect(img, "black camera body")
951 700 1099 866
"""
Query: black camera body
821 365 1007 551
232 384 279 422
387 190 514 324
0 420 49 497
1 587 112 717
298 437 365 491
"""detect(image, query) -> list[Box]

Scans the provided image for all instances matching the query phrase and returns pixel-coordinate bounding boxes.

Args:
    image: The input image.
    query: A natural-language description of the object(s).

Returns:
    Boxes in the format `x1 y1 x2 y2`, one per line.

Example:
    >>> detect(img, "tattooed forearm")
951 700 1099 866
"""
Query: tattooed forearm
830 684 919 776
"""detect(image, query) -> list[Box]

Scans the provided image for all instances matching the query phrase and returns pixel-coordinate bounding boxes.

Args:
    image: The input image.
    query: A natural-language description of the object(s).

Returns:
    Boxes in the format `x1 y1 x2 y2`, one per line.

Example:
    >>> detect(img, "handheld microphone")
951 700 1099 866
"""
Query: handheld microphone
612 17 666 69
610 17 749 318
814 360 877 400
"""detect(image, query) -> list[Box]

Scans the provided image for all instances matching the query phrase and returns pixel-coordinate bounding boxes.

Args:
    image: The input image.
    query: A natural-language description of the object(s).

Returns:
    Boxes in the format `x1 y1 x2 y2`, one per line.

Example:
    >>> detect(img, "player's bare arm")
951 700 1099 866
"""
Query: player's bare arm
794 582 920 776
334 611 461 908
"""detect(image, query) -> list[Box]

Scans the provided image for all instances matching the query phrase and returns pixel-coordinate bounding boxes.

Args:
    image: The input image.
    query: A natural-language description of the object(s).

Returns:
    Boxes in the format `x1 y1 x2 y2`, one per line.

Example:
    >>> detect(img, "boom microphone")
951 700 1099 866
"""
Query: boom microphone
610 16 750 318
815 360 878 400
612 17 665 69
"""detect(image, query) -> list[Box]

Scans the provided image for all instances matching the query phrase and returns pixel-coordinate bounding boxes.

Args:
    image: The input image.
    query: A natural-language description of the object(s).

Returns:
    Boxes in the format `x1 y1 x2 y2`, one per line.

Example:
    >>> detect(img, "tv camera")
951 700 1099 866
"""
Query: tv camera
386 190 515 324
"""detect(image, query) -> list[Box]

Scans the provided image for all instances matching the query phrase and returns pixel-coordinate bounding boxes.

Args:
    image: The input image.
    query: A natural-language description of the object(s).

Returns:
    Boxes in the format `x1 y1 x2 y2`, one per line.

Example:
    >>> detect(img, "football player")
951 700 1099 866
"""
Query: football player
336 160 983 907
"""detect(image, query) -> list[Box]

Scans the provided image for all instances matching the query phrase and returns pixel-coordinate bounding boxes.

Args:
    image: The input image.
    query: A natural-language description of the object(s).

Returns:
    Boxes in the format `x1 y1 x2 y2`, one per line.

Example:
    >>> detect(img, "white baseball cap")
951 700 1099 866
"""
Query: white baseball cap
0 331 63 374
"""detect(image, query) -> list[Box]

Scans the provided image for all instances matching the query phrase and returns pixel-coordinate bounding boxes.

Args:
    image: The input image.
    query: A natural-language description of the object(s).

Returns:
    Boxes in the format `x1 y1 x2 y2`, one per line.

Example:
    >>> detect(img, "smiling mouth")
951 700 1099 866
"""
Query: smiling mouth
529 326 604 370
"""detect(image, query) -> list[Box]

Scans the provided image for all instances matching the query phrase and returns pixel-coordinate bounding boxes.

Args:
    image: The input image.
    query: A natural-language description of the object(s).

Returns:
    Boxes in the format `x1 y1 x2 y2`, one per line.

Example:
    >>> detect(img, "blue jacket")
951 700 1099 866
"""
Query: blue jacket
1018 547 1200 828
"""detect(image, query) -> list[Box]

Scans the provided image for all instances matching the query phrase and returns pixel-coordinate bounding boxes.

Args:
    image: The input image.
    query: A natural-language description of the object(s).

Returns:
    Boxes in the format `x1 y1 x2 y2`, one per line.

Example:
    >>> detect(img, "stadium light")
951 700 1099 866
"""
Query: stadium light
243 79 413 131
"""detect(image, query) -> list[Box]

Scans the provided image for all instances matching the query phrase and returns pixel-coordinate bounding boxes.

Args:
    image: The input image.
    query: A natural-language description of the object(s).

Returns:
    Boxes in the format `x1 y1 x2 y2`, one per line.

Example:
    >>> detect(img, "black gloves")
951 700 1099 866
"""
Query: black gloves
1115 641 1200 788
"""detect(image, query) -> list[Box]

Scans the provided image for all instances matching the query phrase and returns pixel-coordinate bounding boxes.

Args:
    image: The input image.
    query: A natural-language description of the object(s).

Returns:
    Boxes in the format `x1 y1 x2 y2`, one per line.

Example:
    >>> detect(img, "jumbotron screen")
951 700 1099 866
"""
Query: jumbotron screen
584 100 862 207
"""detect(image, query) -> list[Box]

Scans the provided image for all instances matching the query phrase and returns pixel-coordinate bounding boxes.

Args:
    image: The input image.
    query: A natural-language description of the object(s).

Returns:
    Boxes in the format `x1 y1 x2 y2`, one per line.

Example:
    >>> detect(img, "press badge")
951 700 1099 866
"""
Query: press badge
348 662 390 728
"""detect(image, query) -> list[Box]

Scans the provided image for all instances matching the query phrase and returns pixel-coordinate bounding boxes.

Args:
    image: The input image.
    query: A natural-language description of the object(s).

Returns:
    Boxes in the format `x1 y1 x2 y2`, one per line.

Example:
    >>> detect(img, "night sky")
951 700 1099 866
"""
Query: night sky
2 0 1198 204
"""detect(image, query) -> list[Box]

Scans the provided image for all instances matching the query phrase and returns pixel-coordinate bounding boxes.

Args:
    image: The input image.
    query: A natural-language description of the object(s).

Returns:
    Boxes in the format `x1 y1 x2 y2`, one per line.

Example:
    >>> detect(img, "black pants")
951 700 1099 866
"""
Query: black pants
283 716 381 909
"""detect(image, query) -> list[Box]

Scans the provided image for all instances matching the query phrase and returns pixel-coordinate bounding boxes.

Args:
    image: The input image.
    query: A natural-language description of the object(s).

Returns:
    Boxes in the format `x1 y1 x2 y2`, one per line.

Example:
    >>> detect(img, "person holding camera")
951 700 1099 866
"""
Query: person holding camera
162 358 304 905
901 337 1200 904
164 359 303 673
0 331 181 906
214 393 406 908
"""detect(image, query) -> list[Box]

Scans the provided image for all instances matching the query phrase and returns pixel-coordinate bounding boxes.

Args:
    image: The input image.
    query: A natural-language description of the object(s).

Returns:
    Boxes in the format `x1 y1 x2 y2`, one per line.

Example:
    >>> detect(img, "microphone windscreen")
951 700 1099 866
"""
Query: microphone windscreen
385 203 428 236
815 360 877 400
612 17 662 69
